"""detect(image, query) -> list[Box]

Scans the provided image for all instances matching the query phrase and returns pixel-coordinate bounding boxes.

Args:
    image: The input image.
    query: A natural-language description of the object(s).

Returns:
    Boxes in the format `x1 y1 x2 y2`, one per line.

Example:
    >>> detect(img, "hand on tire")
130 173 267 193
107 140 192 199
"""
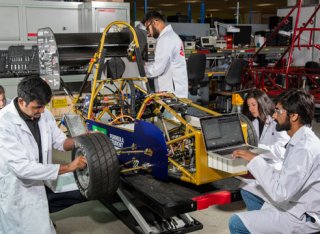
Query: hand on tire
69 156 87 171
72 133 120 200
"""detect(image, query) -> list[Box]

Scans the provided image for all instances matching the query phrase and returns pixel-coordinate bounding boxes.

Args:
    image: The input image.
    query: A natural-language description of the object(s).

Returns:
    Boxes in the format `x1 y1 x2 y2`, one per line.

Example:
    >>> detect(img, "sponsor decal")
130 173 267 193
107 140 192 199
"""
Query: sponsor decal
180 44 185 56
109 133 124 148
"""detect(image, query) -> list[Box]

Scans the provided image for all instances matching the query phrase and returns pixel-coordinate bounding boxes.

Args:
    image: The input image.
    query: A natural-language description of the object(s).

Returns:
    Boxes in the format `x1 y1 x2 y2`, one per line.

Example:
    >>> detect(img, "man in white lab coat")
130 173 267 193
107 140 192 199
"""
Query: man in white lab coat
230 89 320 234
240 89 289 211
0 76 87 234
142 11 188 98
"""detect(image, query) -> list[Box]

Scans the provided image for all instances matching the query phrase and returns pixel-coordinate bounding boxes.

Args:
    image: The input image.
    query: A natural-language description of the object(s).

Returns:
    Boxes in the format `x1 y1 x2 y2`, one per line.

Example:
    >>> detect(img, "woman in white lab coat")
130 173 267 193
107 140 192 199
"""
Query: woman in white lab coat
240 89 289 210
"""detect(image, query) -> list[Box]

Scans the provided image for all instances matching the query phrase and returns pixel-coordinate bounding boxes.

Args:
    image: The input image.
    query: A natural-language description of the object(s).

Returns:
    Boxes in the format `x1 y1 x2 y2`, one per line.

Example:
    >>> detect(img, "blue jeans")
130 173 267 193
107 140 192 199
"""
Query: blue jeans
240 189 264 211
229 214 250 234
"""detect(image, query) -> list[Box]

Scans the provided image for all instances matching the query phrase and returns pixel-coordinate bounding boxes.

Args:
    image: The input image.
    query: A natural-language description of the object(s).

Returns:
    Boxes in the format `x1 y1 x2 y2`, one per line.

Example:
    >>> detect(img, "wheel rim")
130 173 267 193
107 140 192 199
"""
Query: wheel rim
74 148 90 190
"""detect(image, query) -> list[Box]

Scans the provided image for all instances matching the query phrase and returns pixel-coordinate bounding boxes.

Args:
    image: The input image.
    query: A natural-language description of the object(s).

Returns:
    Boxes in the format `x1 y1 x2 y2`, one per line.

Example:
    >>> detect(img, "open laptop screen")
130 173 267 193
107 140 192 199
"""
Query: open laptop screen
201 114 245 151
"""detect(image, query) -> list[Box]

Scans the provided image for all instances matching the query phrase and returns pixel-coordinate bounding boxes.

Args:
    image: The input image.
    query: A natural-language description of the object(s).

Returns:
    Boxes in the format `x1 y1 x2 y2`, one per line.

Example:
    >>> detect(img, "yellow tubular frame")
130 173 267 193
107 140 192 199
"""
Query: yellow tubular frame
73 21 250 185
85 21 141 119
136 92 243 185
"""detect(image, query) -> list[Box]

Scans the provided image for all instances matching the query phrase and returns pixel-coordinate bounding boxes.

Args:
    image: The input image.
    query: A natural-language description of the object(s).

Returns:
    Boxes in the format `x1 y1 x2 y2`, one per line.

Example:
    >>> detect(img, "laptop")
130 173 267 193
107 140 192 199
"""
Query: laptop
200 113 267 173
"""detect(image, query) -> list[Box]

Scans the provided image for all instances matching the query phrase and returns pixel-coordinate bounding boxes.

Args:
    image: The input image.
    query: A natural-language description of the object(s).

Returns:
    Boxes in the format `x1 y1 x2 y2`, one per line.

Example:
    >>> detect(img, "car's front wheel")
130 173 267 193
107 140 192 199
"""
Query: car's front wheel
72 132 120 200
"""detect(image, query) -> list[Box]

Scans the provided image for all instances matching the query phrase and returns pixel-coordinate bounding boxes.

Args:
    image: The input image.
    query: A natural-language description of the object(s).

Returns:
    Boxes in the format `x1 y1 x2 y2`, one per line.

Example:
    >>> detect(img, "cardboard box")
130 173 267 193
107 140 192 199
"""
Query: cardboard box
48 95 74 120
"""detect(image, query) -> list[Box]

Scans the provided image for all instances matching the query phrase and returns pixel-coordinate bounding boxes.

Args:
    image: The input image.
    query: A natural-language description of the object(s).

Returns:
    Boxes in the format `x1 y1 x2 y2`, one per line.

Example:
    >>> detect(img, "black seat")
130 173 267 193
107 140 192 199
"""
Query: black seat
305 61 320 74
224 59 249 91
213 59 248 113
187 53 207 95
105 57 125 79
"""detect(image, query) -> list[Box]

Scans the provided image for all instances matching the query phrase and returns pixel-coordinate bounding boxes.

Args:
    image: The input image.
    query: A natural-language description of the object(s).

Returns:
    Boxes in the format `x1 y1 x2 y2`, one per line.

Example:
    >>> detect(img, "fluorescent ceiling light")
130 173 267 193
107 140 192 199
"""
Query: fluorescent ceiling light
158 4 178 6
257 3 273 7
228 6 244 9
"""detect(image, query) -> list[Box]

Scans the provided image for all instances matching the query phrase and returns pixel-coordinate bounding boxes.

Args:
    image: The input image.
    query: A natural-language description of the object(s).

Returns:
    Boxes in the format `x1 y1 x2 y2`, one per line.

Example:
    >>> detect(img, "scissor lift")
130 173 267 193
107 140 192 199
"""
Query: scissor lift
101 174 242 234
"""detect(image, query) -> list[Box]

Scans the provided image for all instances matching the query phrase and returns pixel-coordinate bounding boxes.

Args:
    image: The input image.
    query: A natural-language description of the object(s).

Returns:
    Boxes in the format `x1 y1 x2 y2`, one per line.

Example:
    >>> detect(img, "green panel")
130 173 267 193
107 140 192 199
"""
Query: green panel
92 125 107 135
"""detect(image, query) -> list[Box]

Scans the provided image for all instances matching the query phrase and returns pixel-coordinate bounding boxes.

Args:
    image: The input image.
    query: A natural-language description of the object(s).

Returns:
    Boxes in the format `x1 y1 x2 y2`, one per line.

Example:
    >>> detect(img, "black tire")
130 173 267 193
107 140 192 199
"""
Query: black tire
239 113 258 147
72 132 120 200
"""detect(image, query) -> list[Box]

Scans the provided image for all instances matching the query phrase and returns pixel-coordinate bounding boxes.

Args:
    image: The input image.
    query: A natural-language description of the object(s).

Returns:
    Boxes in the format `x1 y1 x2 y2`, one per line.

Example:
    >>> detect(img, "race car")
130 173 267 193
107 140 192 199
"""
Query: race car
57 21 258 200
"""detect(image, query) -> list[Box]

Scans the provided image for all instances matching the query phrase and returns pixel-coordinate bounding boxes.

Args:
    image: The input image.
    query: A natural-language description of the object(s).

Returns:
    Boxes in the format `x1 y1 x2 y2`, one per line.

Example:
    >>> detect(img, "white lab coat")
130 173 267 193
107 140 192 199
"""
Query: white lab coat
0 100 67 234
145 25 188 98
5 98 11 106
241 116 289 200
238 126 320 233
253 115 289 170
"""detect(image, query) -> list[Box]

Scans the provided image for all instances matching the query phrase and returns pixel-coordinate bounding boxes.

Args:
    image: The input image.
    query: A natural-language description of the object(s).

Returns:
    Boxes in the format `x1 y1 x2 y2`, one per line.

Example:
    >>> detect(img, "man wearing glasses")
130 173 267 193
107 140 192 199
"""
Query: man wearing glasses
229 89 320 233
0 76 87 233
142 11 188 98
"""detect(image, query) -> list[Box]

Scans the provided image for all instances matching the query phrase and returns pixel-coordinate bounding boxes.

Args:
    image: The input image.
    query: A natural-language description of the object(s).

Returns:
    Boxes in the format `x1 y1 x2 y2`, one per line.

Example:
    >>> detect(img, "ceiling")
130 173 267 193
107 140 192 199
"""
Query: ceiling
125 0 289 23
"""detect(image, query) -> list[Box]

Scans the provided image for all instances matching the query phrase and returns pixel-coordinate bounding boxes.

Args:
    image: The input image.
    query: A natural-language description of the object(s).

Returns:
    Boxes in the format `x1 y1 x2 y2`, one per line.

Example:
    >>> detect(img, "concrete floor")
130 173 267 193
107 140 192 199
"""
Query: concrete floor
52 200 245 234
51 121 320 234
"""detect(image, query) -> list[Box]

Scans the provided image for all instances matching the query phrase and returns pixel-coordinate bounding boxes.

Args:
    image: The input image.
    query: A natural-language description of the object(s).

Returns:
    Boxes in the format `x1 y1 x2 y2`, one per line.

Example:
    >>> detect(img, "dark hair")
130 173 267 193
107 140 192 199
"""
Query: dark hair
0 85 5 95
17 75 52 105
142 11 166 24
243 89 275 123
277 89 314 126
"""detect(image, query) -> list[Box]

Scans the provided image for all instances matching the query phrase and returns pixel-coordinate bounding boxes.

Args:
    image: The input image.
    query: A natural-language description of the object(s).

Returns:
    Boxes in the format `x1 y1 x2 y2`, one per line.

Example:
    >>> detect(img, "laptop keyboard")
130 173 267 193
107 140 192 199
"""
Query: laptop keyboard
214 145 253 155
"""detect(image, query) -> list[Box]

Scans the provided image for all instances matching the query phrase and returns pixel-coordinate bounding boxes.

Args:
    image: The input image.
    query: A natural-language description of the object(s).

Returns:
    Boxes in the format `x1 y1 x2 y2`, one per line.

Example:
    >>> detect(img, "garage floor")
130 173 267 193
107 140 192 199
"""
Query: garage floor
51 122 320 234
